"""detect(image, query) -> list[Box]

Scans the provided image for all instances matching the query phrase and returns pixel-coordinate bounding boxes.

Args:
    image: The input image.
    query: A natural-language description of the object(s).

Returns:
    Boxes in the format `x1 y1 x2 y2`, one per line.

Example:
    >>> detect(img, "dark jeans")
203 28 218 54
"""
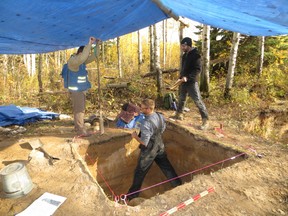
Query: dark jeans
178 82 209 120
127 151 182 200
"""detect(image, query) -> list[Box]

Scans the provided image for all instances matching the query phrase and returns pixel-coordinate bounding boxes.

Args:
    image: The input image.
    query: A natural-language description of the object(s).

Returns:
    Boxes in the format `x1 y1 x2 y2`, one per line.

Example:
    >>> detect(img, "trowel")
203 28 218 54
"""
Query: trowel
29 139 60 165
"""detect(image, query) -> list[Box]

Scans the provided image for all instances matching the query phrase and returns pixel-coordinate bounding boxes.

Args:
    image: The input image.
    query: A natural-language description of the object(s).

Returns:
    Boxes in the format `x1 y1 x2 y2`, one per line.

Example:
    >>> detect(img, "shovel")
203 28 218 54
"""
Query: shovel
29 139 60 165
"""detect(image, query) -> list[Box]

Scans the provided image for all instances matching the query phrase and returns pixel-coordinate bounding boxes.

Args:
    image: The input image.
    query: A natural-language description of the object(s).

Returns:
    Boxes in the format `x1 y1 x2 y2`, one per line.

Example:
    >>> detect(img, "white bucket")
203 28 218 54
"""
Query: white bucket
0 162 34 198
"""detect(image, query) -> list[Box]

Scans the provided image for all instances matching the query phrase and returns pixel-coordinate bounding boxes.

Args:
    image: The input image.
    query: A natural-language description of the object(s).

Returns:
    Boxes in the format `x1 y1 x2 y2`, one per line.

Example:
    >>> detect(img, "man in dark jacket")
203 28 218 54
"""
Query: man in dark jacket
172 37 209 130
127 99 182 201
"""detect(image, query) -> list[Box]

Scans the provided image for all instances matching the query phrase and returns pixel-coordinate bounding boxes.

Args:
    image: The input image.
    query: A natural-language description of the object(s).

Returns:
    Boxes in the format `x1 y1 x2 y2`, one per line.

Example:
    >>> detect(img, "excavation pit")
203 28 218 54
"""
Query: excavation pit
79 123 246 202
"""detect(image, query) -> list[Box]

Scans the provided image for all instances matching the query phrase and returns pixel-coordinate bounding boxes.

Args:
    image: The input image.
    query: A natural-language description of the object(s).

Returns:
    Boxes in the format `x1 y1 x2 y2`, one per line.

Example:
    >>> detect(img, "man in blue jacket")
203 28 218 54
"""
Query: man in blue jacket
66 37 97 136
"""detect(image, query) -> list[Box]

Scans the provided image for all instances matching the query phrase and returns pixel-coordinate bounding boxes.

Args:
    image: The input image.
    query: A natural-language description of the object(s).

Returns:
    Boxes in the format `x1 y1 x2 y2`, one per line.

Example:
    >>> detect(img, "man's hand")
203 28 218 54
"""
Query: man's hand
168 78 183 90
89 37 96 44
89 37 101 45
131 131 138 139
180 77 187 82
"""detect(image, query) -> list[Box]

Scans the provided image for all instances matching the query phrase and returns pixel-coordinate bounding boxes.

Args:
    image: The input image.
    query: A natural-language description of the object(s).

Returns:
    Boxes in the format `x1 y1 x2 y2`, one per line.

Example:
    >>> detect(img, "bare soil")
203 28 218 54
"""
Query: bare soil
0 106 287 216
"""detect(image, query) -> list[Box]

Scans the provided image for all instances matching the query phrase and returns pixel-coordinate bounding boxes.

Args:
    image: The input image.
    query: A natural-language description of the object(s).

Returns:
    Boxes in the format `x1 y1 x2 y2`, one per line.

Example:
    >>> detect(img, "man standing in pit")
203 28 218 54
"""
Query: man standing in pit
127 98 182 201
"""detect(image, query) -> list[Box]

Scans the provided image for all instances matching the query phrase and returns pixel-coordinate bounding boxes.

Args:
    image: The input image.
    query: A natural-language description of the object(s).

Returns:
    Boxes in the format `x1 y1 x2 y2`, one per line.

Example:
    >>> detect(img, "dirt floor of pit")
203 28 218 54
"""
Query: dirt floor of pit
0 109 287 216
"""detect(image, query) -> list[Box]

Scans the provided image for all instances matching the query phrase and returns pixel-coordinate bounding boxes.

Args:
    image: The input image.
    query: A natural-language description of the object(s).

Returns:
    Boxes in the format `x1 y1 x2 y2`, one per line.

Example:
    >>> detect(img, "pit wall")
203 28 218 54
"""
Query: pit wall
81 123 245 199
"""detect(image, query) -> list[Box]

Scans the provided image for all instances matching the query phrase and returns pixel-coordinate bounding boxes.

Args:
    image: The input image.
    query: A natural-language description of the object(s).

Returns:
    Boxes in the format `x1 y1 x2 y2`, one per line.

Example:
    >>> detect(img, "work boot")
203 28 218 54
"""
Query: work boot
200 118 209 130
171 112 184 120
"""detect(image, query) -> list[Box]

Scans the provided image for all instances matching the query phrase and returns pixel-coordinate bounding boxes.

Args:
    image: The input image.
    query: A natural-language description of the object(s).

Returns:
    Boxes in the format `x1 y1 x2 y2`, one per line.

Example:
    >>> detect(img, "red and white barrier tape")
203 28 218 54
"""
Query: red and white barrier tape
159 187 215 216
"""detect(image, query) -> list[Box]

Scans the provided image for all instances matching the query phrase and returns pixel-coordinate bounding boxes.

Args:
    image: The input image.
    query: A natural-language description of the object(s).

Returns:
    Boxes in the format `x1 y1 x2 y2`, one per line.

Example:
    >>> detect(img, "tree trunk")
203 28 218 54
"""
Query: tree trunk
162 19 167 70
13 57 21 99
153 24 162 100
179 22 184 66
45 54 49 71
38 54 43 93
23 54 31 76
3 55 8 91
54 52 60 77
256 36 265 77
224 32 240 99
142 68 178 78
200 25 210 97
101 42 105 63
49 53 56 89
31 54 36 76
117 37 123 77
62 50 67 63
56 51 61 70
137 30 143 73
149 25 155 72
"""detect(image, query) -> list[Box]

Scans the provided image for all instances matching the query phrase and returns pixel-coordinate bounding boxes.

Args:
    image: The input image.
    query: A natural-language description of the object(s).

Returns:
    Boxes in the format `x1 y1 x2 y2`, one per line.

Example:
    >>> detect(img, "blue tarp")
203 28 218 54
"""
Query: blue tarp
0 105 59 127
0 0 287 54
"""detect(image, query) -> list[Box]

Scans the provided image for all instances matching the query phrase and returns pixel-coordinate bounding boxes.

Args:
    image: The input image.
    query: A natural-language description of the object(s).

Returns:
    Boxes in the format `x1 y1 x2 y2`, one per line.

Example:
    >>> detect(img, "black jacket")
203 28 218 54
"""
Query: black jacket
180 48 201 83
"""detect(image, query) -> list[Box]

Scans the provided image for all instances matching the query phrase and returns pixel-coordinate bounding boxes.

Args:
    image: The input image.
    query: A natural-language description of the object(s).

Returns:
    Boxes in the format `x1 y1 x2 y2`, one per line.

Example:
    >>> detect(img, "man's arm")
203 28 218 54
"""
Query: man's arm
85 38 101 64
84 53 96 65
68 37 96 71
131 121 153 147
131 131 145 145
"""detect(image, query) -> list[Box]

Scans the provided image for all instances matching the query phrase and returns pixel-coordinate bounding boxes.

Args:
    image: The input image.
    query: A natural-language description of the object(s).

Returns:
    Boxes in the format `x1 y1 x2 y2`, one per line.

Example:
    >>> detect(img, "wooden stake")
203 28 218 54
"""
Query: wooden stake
95 43 104 135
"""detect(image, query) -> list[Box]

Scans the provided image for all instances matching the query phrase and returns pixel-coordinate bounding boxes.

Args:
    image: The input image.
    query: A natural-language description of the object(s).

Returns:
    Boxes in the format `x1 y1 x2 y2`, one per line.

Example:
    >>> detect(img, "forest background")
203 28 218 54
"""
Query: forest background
0 18 287 144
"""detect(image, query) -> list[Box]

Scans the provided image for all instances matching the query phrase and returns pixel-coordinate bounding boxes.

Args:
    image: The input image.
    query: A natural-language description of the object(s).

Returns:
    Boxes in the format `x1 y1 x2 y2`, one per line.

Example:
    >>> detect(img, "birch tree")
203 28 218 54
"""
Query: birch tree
45 54 49 71
22 54 36 76
55 51 61 70
38 54 43 93
149 25 155 72
31 54 36 76
162 19 167 70
256 36 265 77
48 52 57 89
117 37 122 77
179 22 184 65
200 25 211 96
153 24 162 99
137 30 143 73
224 32 240 99
3 55 8 91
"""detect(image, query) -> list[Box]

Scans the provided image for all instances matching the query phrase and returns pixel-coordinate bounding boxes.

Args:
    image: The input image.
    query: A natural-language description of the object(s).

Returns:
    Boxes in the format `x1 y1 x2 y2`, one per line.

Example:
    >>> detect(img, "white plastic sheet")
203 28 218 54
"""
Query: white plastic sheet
16 192 66 216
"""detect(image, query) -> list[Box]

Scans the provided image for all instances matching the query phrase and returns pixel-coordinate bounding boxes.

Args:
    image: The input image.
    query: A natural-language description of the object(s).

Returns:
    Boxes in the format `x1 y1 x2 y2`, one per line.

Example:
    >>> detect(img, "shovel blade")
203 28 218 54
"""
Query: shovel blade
29 139 43 149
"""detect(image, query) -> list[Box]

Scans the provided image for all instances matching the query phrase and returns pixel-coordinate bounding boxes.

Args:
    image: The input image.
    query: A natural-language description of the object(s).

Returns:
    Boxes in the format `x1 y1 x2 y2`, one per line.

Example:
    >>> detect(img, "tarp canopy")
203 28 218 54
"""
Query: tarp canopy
1 0 288 54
